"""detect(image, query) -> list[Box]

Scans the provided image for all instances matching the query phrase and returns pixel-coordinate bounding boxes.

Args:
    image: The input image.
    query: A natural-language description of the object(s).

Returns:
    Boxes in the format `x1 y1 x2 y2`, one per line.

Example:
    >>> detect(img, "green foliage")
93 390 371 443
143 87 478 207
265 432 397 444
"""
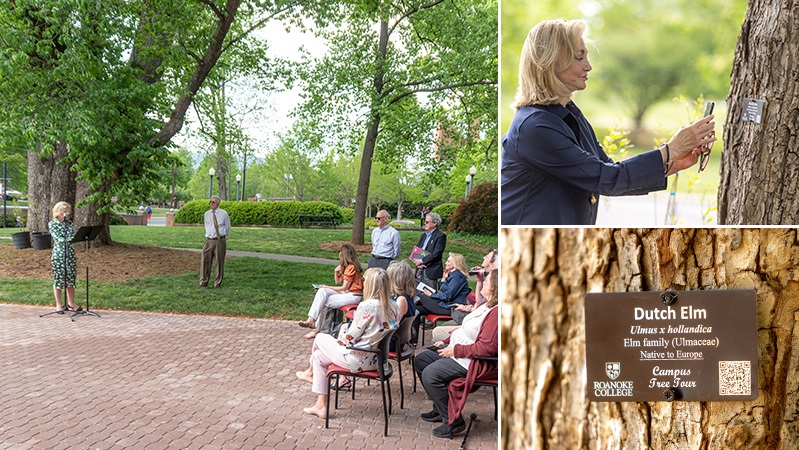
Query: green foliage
448 231 498 251
432 203 459 221
447 182 498 235
338 207 354 225
108 212 128 226
601 128 632 162
174 200 344 227
293 0 497 238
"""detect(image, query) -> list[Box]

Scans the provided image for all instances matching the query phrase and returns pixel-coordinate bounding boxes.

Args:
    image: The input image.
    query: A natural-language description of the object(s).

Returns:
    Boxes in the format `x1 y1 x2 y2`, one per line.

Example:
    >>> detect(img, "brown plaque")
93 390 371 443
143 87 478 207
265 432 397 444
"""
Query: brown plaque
585 290 757 402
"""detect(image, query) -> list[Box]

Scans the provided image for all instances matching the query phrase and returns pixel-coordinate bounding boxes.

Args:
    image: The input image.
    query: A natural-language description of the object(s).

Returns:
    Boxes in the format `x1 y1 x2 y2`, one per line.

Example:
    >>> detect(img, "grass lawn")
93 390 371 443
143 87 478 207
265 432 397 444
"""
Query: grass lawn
109 226 491 264
0 226 494 320
0 257 327 320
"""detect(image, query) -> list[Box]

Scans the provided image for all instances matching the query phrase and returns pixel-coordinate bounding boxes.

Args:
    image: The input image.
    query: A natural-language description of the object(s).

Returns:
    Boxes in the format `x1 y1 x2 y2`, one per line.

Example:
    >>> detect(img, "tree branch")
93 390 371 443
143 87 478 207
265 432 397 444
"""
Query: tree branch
149 0 241 148
196 0 224 19
385 79 496 107
388 0 444 36
388 0 445 37
223 2 300 53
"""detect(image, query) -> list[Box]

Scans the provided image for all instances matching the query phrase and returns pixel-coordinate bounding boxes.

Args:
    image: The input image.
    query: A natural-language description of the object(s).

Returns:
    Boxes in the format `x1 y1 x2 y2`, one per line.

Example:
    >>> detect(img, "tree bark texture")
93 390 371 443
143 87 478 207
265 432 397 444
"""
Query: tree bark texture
501 228 799 450
26 142 76 233
718 0 799 224
75 181 112 245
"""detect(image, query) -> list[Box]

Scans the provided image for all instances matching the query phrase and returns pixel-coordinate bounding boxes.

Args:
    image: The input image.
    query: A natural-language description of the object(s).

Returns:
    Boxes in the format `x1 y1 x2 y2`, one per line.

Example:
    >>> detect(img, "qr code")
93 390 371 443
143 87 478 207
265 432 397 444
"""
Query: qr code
719 361 751 396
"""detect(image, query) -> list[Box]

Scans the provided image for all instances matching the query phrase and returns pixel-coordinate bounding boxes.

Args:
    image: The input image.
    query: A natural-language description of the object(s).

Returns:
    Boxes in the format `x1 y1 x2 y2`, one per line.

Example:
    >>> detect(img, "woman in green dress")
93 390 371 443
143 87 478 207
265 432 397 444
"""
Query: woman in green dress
49 201 80 313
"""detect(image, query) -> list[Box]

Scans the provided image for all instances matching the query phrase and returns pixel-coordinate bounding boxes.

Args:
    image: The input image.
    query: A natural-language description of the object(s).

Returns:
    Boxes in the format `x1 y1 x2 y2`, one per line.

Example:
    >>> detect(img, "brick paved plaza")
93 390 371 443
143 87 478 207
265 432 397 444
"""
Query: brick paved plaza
0 304 498 449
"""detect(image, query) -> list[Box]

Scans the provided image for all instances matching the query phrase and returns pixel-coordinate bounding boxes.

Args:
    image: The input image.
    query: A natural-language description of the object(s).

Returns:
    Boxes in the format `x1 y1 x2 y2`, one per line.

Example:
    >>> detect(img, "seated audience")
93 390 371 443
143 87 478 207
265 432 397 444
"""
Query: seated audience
296 268 400 418
416 253 472 317
298 243 363 339
387 261 418 350
415 269 498 439
387 262 417 319
432 249 499 342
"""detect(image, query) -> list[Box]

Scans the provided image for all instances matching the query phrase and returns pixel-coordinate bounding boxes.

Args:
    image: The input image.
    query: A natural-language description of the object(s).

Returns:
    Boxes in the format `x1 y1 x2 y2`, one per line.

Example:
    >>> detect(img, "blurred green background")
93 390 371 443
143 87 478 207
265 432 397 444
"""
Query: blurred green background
500 0 748 203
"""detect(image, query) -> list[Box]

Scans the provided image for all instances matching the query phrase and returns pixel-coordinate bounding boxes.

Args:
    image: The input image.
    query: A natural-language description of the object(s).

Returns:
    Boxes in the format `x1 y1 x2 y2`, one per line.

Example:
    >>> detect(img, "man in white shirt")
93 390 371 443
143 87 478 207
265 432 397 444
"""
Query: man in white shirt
200 196 230 288
368 210 401 270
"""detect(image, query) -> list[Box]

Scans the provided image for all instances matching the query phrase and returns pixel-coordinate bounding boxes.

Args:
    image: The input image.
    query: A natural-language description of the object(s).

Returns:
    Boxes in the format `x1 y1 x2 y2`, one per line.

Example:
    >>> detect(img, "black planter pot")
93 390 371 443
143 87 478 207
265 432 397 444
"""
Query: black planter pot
11 231 31 249
31 231 52 250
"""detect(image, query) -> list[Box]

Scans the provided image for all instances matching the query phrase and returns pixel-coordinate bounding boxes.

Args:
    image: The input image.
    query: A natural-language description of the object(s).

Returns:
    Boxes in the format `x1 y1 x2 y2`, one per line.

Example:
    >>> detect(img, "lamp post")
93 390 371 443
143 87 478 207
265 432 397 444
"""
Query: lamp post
466 166 477 198
208 167 215 198
236 174 241 201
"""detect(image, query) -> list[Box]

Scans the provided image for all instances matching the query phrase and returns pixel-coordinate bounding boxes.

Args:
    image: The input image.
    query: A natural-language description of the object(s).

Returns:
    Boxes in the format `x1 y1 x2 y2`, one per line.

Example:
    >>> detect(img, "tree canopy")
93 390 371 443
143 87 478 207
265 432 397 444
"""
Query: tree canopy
293 0 498 243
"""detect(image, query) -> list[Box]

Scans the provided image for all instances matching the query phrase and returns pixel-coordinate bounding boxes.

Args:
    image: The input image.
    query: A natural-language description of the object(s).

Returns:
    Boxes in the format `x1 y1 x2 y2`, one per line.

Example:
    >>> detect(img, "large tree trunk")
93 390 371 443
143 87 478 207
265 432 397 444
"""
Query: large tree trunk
352 19 389 246
718 1 799 224
26 142 76 233
75 181 112 245
501 228 799 449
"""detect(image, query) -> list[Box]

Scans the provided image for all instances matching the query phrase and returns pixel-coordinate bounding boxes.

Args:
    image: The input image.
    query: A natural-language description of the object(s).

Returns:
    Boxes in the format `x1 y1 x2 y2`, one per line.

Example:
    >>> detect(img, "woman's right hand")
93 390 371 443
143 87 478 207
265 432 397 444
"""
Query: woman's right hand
666 115 717 159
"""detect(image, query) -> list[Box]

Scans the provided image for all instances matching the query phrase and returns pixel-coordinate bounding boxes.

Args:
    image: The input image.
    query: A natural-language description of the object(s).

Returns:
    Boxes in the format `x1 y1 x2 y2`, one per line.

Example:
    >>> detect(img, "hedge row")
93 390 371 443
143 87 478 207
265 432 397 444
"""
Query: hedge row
174 200 345 226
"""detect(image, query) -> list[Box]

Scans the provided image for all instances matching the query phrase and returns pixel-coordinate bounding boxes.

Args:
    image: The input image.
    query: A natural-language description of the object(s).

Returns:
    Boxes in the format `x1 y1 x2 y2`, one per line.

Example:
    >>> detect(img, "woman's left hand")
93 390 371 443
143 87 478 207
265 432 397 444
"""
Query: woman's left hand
438 345 455 358
666 148 701 176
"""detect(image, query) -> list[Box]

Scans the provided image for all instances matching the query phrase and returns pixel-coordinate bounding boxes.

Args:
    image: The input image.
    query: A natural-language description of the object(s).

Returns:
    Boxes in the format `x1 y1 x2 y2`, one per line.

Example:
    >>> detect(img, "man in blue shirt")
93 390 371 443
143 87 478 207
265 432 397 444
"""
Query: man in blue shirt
368 210 401 269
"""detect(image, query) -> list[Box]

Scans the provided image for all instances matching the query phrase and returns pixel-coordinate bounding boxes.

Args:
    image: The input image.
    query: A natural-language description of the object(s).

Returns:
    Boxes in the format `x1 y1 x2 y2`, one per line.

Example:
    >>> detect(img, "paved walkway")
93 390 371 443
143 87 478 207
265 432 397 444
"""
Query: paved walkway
0 304 498 449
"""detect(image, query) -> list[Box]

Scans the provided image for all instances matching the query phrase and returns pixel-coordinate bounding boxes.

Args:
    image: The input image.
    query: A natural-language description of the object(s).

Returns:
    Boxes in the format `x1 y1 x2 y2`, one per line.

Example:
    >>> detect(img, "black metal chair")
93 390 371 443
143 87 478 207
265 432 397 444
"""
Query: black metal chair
325 328 397 436
472 355 498 420
389 311 419 409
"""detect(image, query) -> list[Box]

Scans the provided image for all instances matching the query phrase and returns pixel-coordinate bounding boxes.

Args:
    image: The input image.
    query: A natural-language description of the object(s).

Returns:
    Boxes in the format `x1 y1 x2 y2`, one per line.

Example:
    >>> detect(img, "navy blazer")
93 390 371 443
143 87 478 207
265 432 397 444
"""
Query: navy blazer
501 102 667 225
430 270 471 309
416 228 446 280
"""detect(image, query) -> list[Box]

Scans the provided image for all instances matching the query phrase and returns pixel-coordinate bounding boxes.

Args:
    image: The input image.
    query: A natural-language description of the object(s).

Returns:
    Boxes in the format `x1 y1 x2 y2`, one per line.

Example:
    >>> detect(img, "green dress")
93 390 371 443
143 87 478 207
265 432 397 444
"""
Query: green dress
49 219 76 289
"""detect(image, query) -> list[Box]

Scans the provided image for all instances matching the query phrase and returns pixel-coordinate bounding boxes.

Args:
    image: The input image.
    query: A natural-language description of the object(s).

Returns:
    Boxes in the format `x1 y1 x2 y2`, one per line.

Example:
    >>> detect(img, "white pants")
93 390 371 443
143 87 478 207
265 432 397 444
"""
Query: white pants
307 288 360 332
310 333 349 395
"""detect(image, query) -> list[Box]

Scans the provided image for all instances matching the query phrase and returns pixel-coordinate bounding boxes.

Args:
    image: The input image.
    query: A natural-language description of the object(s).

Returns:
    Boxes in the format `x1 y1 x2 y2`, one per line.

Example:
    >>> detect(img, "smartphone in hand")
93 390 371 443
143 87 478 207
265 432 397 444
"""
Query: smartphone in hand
698 101 715 172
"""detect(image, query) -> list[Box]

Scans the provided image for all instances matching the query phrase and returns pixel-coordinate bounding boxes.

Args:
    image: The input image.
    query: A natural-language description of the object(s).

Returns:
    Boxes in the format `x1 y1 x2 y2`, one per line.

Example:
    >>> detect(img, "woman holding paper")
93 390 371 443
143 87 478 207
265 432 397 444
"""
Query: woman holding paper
416 253 471 317
298 243 363 338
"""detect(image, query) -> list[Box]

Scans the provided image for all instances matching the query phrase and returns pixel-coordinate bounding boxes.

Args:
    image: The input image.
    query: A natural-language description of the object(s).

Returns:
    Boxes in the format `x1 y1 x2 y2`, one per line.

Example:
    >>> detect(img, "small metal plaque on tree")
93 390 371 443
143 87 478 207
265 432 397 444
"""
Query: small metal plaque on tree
584 290 757 402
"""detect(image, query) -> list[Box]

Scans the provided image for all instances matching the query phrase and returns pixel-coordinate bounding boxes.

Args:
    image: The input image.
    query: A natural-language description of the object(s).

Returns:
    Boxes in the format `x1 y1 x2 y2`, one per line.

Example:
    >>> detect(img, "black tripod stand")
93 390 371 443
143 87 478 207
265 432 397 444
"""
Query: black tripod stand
73 225 103 318
40 219 79 321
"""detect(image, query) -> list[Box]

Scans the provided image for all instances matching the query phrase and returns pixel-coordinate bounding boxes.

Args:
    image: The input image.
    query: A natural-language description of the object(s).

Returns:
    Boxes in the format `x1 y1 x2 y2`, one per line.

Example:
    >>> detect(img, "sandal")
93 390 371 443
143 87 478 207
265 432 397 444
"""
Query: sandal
298 320 315 329
303 330 319 339
333 377 353 392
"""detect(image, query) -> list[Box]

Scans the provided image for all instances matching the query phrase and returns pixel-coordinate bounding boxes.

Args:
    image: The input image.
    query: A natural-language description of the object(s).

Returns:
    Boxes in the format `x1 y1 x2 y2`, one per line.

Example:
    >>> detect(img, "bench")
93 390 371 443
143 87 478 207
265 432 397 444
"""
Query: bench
299 214 337 228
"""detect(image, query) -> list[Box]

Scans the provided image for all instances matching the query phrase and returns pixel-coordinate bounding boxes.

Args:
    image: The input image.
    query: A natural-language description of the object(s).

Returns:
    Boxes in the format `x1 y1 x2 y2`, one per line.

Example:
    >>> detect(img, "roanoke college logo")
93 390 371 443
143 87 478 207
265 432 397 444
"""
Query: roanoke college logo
605 362 621 380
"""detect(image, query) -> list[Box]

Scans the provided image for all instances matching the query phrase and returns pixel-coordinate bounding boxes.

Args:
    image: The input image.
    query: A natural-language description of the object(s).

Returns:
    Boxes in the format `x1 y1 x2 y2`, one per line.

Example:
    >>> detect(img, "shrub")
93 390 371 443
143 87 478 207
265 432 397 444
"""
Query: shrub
173 199 344 226
431 203 458 220
446 181 497 235
338 207 354 225
109 212 128 226
431 203 458 227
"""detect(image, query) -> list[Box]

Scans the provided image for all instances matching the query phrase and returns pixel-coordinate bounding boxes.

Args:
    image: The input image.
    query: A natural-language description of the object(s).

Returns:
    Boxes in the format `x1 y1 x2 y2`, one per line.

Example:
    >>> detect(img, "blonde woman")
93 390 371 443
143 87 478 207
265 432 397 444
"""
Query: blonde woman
501 19 716 225
296 268 400 418
386 262 417 319
416 253 471 317
48 202 80 313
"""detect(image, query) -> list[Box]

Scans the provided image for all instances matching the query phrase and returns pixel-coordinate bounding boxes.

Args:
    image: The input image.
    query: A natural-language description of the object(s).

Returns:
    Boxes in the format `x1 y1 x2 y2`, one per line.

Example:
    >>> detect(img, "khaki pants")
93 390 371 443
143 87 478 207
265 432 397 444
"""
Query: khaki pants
200 237 226 287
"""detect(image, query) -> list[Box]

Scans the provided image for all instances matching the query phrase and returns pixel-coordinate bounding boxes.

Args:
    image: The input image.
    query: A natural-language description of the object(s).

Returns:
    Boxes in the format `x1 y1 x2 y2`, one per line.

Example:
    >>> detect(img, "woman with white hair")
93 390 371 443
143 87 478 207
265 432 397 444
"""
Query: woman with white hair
48 201 80 313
